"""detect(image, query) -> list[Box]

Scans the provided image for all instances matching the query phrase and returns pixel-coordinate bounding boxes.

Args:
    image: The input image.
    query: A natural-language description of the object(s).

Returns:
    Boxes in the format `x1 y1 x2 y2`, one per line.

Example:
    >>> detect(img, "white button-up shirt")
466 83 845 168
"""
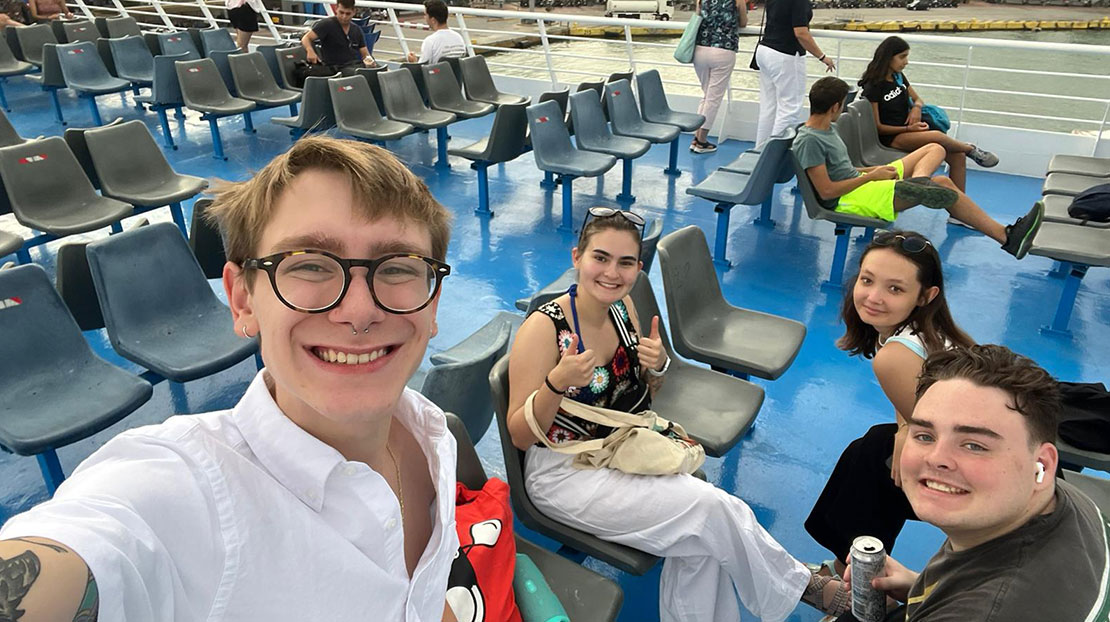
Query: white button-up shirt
1 371 458 621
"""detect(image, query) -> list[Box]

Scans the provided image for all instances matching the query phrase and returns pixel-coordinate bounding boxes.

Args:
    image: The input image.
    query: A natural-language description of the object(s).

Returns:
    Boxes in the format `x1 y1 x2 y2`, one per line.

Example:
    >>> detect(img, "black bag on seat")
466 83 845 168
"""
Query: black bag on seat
292 60 337 89
1067 182 1110 223
1058 381 1110 454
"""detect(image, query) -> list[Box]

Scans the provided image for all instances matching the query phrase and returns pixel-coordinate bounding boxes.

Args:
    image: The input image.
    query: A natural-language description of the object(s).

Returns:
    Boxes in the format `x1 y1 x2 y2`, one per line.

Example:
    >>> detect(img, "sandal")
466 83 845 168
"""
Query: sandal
801 572 851 618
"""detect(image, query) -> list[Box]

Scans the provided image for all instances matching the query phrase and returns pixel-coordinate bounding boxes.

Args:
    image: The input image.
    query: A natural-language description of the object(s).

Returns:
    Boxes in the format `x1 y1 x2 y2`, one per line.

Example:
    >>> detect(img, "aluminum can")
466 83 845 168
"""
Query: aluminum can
850 535 887 622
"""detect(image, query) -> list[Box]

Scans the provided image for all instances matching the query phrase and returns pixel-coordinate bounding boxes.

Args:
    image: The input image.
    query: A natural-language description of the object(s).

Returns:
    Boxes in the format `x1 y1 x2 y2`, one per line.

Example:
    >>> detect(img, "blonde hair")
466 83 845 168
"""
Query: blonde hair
206 137 451 278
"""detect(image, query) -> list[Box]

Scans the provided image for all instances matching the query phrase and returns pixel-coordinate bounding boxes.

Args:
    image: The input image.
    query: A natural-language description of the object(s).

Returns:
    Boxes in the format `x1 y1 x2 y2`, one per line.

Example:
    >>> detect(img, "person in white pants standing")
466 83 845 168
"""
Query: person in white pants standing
754 0 835 147
690 0 747 154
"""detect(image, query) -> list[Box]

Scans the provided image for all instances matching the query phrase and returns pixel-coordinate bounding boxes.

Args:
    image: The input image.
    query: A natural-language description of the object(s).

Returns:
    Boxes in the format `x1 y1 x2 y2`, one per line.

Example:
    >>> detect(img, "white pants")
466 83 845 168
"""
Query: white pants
525 447 810 622
755 45 807 148
693 45 737 133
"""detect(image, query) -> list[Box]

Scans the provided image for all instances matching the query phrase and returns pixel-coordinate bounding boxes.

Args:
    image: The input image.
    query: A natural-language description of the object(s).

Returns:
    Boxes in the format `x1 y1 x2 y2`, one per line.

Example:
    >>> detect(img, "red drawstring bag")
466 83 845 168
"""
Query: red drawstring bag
447 478 522 622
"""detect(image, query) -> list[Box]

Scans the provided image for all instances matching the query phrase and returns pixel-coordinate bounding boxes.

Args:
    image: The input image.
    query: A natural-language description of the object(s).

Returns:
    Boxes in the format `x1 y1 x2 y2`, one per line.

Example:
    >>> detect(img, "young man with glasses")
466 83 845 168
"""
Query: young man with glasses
0 138 459 621
793 76 1043 259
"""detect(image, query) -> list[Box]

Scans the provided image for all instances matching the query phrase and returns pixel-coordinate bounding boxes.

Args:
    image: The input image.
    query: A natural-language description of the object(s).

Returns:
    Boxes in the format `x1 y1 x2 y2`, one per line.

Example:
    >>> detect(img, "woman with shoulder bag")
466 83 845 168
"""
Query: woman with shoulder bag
804 230 974 578
690 0 747 154
860 36 998 193
505 207 851 622
754 0 834 148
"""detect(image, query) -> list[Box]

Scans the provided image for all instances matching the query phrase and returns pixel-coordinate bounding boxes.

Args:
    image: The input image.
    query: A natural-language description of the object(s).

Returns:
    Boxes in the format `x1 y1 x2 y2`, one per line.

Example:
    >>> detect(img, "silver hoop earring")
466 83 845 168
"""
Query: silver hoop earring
363 327 370 334
350 325 357 335
241 325 255 339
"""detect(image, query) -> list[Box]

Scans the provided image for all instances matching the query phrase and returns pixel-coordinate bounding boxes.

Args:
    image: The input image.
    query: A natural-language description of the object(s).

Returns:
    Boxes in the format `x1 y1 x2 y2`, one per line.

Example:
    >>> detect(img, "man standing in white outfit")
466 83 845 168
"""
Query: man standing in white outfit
407 0 467 64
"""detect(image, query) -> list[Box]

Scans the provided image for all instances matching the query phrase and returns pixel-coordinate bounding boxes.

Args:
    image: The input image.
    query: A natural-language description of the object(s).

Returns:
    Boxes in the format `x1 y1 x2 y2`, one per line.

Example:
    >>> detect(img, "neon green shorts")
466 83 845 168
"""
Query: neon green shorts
836 159 904 222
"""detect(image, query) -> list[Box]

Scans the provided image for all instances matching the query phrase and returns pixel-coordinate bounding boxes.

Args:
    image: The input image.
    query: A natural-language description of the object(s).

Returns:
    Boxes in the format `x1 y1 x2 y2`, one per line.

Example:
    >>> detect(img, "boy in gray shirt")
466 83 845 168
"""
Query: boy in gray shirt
793 77 1043 259
844 345 1110 622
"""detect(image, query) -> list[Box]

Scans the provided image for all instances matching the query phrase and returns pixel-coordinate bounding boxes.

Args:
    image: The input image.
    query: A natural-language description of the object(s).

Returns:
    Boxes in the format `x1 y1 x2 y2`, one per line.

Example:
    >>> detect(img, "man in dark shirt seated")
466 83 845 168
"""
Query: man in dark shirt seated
842 345 1110 622
300 0 377 74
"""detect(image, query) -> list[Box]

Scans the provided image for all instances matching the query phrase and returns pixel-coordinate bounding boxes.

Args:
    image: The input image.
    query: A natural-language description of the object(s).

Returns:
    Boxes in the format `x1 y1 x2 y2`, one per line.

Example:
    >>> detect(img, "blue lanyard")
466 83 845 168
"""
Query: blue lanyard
567 285 586 354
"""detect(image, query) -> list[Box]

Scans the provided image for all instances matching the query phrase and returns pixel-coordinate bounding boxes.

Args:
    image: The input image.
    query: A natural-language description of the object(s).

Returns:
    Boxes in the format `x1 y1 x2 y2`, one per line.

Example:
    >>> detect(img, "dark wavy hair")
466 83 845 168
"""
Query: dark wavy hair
858 36 910 91
917 345 1060 446
837 230 973 359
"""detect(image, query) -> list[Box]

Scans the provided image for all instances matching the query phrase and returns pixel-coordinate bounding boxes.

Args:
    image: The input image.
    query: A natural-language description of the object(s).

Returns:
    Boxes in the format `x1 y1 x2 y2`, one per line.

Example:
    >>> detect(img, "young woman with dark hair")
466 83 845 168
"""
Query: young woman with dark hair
506 207 850 622
859 36 998 193
805 230 974 576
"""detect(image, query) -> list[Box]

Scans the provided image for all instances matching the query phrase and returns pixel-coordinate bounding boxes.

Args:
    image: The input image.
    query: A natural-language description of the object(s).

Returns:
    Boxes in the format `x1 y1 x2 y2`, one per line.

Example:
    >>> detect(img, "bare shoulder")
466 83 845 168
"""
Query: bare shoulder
872 341 924 377
0 536 97 621
622 295 643 334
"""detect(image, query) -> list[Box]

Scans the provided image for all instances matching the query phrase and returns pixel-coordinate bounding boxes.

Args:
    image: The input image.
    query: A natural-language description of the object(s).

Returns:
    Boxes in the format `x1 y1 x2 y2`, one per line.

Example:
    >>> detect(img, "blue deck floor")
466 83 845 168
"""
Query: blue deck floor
1 75 1108 622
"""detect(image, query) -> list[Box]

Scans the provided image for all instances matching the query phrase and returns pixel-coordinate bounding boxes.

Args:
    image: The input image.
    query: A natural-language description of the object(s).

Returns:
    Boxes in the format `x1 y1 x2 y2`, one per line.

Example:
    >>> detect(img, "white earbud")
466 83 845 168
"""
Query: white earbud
1035 461 1046 484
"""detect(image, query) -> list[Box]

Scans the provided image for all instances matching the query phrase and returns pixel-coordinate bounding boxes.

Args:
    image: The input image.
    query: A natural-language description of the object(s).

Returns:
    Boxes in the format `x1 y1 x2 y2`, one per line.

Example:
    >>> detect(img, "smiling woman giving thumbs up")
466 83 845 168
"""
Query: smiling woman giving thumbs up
503 207 839 622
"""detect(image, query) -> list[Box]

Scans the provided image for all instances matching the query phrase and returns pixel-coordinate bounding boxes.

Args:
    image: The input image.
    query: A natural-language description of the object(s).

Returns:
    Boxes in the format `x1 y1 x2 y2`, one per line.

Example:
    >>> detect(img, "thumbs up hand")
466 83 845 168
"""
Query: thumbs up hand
550 334 598 390
636 316 667 374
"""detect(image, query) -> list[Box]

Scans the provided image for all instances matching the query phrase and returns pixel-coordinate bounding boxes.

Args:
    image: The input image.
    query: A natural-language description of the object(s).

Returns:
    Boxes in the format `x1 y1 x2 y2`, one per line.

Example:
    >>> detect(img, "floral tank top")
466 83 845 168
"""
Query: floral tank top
535 299 650 444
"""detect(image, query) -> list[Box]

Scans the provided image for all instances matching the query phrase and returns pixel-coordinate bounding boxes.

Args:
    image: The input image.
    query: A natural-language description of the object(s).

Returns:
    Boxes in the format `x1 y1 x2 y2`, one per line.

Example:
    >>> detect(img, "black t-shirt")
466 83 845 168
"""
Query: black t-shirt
760 0 812 56
310 16 365 67
863 75 911 129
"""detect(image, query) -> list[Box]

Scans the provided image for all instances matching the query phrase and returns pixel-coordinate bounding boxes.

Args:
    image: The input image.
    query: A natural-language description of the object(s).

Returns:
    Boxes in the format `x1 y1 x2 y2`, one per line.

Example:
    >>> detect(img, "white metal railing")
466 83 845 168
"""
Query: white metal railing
67 0 1110 152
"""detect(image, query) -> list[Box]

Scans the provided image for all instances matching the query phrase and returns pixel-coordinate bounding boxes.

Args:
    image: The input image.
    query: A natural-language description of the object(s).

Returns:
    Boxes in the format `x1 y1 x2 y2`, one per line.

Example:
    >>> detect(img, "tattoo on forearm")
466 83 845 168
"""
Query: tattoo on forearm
72 569 98 622
0 549 41 621
6 539 68 555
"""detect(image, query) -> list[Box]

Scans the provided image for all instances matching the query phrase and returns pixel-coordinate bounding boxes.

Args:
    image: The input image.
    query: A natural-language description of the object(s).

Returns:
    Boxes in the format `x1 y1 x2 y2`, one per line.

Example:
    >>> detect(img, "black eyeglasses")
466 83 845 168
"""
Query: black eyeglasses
874 233 932 254
243 250 451 314
578 207 645 244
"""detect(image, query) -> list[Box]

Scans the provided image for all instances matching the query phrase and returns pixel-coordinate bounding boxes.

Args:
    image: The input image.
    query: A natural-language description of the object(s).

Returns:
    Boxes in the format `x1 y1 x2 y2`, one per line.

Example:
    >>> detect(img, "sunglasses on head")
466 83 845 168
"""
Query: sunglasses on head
874 233 932 254
578 207 646 245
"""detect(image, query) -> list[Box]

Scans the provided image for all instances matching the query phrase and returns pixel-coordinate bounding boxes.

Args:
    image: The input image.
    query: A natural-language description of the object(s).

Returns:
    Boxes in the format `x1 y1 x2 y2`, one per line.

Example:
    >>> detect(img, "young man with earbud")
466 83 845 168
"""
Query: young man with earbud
841 344 1110 622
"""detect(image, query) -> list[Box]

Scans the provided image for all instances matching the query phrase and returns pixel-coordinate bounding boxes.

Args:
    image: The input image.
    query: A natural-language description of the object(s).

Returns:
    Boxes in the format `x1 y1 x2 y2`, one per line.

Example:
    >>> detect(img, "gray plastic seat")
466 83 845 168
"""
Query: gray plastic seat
0 230 24 263
0 33 34 111
379 68 455 167
62 116 123 190
200 28 238 56
256 42 295 87
356 66 387 115
793 151 889 289
30 43 68 125
230 51 301 112
846 99 909 167
56 237 105 331
56 41 132 126
833 106 864 167
175 57 257 159
446 412 624 622
208 49 238 95
109 35 154 87
605 79 681 175
401 61 429 102
636 69 704 131
447 101 528 216
1042 193 1110 229
0 264 153 494
1059 439 1110 473
105 16 142 38
423 61 493 119
458 55 529 106
489 355 661 575
61 20 99 45
0 136 132 236
272 74 336 138
570 89 649 204
421 315 514 443
135 52 191 149
442 55 463 89
86 221 260 383
657 225 807 380
1043 172 1103 197
1047 154 1110 178
685 128 796 267
188 198 226 279
576 79 606 121
606 70 632 84
158 31 201 58
1067 470 1110 513
1028 221 1110 335
527 99 616 232
329 75 413 143
274 45 306 92
15 23 57 68
86 120 208 236
0 107 25 147
515 217 662 314
628 273 762 457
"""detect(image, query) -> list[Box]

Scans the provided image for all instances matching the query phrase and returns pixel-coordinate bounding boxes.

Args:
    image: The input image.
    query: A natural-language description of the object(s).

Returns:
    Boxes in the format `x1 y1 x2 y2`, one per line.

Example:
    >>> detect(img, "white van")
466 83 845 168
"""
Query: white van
605 0 675 20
